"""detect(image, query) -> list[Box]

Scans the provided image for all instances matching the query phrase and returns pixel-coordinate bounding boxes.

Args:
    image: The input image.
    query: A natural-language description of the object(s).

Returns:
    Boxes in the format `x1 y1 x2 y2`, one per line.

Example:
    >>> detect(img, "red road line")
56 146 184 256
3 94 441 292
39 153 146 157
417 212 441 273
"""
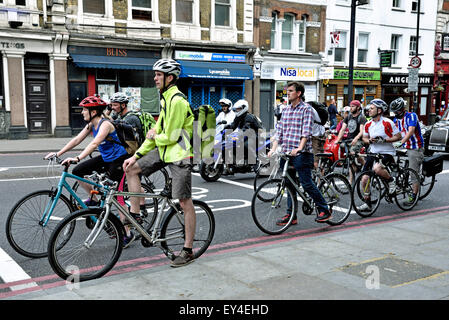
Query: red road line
1 206 448 299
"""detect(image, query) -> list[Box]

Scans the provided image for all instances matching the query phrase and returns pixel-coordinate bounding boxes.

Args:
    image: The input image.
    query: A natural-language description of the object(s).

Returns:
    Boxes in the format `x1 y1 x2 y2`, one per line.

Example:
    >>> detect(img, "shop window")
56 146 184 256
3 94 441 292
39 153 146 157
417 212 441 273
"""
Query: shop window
83 0 105 15
16 0 26 5
176 0 193 23
357 33 369 63
96 69 116 81
132 0 152 21
366 86 376 94
335 31 347 63
281 14 294 50
215 0 230 27
68 63 86 81
118 70 159 113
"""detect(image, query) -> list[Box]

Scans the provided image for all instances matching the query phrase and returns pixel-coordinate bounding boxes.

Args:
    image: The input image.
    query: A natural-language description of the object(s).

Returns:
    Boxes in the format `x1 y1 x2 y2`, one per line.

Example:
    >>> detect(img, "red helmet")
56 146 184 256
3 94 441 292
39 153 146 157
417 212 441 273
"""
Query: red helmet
79 96 108 108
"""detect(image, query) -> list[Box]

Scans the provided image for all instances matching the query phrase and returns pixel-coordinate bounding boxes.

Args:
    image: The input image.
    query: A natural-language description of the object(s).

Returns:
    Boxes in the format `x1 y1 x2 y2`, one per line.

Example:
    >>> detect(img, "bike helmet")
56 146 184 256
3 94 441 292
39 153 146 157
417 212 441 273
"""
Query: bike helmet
79 95 108 109
369 98 389 114
152 58 181 78
110 92 129 104
390 97 406 113
232 99 249 118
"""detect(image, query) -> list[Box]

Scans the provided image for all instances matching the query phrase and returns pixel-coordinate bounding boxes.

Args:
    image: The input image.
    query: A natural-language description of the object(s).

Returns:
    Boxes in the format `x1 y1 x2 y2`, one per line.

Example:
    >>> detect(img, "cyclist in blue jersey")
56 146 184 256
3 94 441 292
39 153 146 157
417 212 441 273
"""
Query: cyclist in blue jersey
391 97 424 204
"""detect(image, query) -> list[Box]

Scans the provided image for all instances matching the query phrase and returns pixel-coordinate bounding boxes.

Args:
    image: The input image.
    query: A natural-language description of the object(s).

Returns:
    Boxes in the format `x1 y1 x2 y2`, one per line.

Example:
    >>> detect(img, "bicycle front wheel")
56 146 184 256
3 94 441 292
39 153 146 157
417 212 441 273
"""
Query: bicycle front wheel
251 178 297 235
331 159 356 185
394 168 421 211
6 190 75 258
48 208 124 282
319 173 353 226
160 200 215 260
352 171 382 218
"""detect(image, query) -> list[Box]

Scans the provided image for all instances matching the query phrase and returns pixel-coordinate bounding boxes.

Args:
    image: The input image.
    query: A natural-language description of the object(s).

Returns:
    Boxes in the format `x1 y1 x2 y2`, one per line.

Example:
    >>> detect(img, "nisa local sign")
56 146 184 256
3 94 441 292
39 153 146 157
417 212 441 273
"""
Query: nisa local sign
276 66 317 81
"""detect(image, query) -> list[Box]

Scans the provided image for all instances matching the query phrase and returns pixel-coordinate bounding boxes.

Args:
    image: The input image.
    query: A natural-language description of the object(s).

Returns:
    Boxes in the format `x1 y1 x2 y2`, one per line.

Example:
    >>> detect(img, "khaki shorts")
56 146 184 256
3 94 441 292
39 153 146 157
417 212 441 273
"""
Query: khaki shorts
312 136 325 156
349 140 365 154
137 148 192 199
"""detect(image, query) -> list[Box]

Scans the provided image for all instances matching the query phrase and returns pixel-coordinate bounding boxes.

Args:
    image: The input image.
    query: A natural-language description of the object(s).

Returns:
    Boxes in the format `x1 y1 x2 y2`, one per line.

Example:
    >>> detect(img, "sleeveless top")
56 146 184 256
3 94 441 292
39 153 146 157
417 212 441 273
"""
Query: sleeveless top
92 119 128 162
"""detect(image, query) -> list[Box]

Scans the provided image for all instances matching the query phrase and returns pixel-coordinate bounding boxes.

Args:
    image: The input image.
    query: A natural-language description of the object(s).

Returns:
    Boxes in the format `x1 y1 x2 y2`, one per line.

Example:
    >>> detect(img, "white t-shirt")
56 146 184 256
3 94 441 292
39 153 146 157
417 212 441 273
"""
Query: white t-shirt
311 107 325 137
363 116 400 155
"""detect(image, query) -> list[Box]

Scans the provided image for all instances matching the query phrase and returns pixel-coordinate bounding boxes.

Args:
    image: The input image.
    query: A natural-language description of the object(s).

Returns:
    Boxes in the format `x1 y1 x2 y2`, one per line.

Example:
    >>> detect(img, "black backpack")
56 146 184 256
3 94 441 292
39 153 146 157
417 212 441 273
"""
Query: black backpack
106 119 141 155
307 101 329 126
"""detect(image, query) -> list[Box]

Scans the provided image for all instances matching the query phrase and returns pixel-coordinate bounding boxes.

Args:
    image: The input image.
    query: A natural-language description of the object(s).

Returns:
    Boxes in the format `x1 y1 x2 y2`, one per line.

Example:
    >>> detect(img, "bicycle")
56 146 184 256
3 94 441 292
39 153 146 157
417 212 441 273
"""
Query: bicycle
5 155 156 258
352 152 421 218
251 152 353 235
47 173 215 282
331 140 365 185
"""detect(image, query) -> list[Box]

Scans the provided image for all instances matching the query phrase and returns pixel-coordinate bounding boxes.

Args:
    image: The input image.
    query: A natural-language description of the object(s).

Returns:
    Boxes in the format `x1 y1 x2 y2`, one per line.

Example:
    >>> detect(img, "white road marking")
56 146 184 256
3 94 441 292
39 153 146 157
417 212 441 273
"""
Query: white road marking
0 248 38 291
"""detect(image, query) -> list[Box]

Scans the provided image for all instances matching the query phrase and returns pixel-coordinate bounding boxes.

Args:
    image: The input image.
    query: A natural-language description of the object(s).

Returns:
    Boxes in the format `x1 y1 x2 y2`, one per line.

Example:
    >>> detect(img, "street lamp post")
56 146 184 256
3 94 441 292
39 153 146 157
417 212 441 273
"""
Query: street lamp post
348 0 369 103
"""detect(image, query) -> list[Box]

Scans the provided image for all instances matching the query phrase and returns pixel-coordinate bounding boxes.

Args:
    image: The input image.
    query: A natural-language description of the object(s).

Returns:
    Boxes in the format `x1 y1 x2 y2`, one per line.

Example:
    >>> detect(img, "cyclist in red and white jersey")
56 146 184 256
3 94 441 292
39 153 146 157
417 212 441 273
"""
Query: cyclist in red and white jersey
357 99 402 212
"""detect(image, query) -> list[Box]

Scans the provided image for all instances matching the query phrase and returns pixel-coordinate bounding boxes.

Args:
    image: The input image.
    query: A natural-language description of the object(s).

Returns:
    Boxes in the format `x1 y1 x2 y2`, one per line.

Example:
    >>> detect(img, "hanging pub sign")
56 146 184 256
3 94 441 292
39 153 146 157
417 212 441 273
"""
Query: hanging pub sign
379 50 393 68
442 34 449 52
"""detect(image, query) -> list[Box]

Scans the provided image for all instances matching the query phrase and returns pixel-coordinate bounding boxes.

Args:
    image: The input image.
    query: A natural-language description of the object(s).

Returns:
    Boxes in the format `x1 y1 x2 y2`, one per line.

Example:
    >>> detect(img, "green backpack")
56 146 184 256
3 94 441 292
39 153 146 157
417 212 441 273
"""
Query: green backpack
129 111 156 143
192 104 216 162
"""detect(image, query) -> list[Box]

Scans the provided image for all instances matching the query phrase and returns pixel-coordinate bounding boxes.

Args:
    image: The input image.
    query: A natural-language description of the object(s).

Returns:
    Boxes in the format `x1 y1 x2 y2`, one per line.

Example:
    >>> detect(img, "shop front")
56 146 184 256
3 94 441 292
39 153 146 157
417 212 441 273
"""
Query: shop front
68 46 161 134
322 68 381 112
175 50 253 114
260 61 320 129
381 73 433 123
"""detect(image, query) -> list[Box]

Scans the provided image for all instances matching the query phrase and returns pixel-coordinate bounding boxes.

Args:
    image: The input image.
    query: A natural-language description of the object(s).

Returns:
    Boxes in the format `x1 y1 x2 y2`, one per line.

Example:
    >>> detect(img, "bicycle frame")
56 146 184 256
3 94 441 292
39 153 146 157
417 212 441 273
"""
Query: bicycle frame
280 156 314 209
41 169 107 227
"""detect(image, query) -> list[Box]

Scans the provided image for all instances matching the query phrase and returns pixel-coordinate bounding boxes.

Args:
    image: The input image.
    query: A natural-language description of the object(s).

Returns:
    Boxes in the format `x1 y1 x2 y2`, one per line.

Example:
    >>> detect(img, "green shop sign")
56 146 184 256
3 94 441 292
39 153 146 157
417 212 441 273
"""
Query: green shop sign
334 69 381 81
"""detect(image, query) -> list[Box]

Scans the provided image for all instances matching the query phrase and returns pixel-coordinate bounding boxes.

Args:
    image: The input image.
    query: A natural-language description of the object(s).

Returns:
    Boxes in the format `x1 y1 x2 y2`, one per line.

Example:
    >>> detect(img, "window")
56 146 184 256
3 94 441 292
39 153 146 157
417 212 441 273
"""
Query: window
215 0 230 26
83 0 105 15
334 31 347 63
409 35 419 56
357 33 369 63
392 0 401 8
298 18 306 52
16 0 26 5
271 12 277 49
391 34 401 64
176 0 193 23
282 14 294 50
132 0 152 21
411 0 420 12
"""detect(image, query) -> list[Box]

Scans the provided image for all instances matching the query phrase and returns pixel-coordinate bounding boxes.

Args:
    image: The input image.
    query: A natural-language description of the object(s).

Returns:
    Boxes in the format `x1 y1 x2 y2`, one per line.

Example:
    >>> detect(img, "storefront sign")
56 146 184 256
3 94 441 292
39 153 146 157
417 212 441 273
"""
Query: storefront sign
442 33 449 52
175 51 246 63
381 74 432 85
333 69 381 81
261 64 318 81
1 42 25 49
319 67 334 79
68 46 159 59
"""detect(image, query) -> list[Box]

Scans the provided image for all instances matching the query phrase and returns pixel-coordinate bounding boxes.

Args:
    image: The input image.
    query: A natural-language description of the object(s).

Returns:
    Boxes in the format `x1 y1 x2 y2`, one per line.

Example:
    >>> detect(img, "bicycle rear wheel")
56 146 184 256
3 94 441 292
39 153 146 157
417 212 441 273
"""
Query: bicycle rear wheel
352 171 382 218
331 159 356 185
48 208 124 282
419 174 435 200
6 190 75 258
160 200 215 260
251 178 297 235
394 168 421 211
319 173 352 226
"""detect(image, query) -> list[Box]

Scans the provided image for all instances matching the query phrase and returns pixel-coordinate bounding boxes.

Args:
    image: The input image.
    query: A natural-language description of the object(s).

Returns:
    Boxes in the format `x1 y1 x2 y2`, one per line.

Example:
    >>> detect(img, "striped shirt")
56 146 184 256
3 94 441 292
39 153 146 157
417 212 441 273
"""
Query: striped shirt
393 112 424 149
275 100 314 154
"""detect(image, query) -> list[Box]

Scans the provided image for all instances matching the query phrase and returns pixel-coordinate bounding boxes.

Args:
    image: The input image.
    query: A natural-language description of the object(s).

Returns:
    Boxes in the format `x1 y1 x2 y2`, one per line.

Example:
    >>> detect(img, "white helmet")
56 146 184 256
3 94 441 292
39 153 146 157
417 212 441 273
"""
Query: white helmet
153 59 181 78
219 98 232 108
110 92 129 104
232 99 249 118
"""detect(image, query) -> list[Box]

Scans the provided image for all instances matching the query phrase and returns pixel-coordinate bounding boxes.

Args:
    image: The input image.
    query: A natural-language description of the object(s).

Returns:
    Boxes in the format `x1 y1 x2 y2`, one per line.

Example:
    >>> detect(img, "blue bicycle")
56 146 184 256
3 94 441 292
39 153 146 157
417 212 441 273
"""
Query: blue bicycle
5 156 157 258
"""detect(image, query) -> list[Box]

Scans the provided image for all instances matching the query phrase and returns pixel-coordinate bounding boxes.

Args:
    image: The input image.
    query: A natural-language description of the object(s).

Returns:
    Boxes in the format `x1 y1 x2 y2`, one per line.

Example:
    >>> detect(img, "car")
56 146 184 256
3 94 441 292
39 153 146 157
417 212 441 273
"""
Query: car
425 108 449 158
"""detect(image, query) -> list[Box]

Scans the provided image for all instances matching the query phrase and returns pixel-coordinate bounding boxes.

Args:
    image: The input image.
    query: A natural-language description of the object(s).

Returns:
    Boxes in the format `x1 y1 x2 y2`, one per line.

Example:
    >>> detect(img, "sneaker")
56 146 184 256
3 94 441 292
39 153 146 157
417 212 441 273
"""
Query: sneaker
123 232 135 249
402 194 416 206
171 249 195 268
84 198 99 207
357 203 372 212
388 180 397 194
276 213 298 226
315 211 332 223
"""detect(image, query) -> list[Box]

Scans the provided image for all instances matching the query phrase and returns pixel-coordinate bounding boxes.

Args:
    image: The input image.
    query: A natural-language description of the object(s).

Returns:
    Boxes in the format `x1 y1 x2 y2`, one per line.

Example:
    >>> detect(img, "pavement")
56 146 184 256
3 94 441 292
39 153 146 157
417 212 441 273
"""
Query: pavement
1 137 449 304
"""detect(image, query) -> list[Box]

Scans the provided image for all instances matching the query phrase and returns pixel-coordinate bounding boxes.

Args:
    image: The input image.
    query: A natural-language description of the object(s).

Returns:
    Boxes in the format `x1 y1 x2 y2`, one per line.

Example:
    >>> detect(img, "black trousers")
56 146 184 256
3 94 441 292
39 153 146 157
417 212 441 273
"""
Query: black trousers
72 154 129 182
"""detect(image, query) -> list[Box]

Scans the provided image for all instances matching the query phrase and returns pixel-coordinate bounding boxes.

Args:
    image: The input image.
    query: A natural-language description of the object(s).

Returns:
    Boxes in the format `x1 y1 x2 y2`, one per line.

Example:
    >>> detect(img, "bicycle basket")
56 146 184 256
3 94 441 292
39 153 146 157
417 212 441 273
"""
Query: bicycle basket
422 154 444 177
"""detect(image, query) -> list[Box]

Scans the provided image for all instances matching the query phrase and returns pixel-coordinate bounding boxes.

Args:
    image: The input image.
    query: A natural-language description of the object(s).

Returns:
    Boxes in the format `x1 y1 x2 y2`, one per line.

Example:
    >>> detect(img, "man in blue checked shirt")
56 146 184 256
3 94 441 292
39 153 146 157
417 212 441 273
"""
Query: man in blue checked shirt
268 81 331 224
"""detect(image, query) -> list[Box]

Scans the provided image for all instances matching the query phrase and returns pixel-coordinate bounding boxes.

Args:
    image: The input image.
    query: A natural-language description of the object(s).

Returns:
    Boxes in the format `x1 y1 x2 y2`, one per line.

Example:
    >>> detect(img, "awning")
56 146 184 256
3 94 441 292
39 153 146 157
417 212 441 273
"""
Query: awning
70 54 156 70
179 60 253 80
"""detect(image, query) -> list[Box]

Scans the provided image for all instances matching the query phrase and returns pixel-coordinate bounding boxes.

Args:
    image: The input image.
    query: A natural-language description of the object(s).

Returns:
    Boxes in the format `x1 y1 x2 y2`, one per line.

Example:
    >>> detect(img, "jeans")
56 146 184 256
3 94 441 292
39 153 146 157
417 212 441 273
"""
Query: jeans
282 152 329 215
330 117 337 130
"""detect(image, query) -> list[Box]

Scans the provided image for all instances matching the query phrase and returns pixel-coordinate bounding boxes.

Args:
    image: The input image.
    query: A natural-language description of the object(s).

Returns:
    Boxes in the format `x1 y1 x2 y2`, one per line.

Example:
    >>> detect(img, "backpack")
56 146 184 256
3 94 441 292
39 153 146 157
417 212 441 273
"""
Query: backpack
106 120 141 155
128 111 156 142
308 101 329 126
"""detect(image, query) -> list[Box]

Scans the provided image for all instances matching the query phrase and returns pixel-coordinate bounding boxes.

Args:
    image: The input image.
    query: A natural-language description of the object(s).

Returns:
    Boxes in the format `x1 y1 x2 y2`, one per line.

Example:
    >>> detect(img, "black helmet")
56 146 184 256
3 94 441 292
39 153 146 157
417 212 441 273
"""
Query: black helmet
390 97 405 113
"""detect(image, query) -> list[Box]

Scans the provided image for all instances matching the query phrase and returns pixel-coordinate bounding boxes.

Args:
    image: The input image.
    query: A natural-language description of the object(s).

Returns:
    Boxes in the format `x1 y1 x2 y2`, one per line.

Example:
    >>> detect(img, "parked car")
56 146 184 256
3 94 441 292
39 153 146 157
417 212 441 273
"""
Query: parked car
425 108 449 158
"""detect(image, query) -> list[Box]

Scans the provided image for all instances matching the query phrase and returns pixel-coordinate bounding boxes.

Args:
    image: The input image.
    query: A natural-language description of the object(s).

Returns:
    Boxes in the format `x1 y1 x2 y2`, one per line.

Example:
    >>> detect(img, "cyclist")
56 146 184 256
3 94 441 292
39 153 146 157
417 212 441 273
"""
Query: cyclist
391 97 424 204
334 100 367 182
122 58 196 267
110 92 143 140
43 96 134 246
216 98 235 133
357 99 402 212
268 81 331 224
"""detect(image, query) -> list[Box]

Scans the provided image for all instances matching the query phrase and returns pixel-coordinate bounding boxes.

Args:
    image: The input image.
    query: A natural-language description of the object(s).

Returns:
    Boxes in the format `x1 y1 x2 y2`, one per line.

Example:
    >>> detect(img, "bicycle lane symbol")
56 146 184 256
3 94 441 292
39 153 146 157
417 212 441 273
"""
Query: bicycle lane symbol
192 187 251 212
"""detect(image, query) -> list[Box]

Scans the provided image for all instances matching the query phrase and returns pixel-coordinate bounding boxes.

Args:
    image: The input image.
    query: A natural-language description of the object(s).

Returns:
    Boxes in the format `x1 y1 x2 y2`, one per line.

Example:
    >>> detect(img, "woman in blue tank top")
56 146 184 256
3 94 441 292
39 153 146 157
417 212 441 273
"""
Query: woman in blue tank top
44 95 129 202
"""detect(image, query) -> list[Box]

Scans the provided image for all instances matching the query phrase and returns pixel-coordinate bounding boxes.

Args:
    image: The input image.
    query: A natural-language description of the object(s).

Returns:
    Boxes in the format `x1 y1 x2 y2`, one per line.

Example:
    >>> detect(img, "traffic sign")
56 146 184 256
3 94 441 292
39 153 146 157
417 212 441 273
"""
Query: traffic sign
408 68 419 92
409 56 422 68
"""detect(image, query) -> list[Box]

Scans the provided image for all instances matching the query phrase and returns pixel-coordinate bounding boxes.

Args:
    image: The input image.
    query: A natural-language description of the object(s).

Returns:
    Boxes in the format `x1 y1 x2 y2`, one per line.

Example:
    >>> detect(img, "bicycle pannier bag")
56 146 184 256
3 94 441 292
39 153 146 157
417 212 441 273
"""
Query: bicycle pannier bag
422 154 444 177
